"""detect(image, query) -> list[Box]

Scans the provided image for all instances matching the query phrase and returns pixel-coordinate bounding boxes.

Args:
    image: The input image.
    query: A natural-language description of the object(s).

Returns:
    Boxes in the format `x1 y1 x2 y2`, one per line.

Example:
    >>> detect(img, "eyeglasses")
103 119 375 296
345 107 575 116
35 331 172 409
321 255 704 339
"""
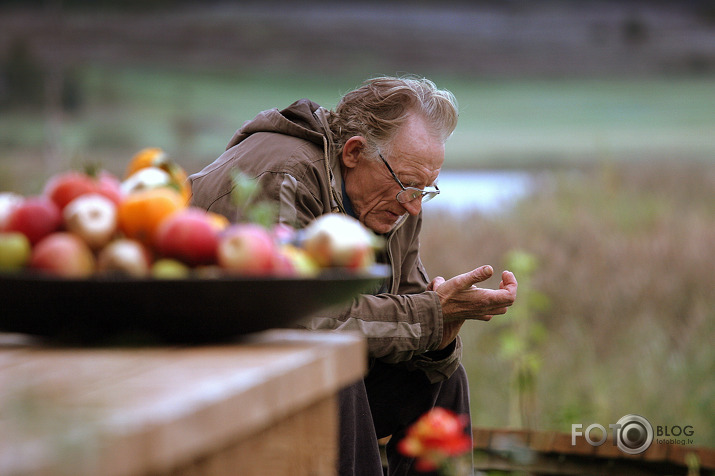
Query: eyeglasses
378 152 440 204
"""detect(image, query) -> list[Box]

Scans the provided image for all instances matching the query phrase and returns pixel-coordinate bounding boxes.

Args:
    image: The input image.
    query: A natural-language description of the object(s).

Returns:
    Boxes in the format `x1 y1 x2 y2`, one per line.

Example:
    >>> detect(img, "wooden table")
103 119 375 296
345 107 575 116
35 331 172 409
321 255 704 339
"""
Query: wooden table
0 330 366 476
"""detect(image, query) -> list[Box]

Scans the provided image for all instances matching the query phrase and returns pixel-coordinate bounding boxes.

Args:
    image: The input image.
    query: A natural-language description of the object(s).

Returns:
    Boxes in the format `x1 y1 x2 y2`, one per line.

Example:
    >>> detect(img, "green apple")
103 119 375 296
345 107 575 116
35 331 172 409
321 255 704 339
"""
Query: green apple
279 244 319 277
0 231 32 272
151 258 190 279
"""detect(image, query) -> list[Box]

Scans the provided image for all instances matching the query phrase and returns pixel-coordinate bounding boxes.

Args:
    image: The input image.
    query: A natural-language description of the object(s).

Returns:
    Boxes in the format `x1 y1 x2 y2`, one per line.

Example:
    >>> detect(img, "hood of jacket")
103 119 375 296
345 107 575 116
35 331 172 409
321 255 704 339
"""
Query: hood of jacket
226 98 331 152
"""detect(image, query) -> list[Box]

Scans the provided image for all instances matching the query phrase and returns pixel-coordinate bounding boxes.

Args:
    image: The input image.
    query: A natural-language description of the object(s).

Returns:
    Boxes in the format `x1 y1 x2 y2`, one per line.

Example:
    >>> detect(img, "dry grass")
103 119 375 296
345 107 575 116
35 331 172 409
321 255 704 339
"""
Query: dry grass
420 160 715 446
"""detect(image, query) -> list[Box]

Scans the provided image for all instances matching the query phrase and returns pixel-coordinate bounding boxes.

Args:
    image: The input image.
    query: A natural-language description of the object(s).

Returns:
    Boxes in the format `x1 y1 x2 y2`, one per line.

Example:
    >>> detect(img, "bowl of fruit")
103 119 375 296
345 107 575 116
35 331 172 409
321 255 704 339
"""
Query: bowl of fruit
0 149 389 345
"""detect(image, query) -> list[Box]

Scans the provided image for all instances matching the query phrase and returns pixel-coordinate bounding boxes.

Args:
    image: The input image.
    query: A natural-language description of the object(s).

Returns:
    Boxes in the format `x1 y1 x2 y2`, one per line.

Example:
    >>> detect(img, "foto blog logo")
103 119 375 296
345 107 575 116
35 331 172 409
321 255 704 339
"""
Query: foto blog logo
572 414 654 455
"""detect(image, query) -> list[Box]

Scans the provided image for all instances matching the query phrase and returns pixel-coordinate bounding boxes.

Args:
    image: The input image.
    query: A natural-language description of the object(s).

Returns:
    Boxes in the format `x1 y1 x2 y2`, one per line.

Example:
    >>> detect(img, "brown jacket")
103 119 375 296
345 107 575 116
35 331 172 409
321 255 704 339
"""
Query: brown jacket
188 99 461 382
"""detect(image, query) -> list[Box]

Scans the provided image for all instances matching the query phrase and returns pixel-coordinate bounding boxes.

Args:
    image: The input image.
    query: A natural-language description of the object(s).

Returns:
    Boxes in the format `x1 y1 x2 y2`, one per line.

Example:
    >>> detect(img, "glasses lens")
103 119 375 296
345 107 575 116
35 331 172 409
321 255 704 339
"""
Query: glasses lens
422 191 438 203
396 188 439 204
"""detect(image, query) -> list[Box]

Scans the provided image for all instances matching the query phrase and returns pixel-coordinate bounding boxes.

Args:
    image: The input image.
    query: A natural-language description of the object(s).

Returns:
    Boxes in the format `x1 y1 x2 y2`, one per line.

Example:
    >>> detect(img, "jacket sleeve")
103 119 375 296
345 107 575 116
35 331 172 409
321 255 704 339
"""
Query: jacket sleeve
300 291 462 384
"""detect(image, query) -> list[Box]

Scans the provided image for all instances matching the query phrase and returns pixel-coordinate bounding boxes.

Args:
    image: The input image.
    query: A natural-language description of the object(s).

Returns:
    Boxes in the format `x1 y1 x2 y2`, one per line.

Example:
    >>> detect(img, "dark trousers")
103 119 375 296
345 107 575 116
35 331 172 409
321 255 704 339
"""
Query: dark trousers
338 360 472 476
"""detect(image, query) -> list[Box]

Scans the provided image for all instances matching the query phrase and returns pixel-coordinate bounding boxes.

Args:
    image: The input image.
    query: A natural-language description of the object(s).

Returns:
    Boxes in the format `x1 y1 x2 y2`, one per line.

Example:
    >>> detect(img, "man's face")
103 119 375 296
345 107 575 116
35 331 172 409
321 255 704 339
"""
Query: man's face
343 115 444 234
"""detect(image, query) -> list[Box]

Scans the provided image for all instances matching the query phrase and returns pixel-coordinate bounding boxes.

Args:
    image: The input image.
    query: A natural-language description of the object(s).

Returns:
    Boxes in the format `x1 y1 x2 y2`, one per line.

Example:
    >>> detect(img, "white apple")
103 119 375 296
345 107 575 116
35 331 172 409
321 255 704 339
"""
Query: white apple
0 192 24 231
120 167 173 195
97 238 152 277
63 193 118 250
300 214 379 269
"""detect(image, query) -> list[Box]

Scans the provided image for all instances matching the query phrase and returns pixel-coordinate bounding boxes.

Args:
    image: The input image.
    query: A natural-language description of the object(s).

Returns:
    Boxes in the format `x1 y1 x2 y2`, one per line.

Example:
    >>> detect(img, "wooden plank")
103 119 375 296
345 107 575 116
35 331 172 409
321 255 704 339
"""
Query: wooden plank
472 425 715 475
0 330 365 476
471 428 491 451
552 430 594 456
169 395 338 476
528 430 556 453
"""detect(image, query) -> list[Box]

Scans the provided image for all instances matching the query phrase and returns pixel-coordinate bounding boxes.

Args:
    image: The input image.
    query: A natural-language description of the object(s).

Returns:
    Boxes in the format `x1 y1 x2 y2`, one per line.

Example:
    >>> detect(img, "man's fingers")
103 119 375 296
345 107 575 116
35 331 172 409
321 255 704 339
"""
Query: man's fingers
481 288 517 310
499 270 518 294
427 276 446 291
453 265 493 289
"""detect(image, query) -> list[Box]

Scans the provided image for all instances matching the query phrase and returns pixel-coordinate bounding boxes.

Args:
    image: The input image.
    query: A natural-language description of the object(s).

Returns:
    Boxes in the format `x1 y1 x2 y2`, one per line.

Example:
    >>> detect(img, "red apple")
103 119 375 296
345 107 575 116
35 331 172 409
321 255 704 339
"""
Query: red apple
0 231 32 272
63 193 118 250
217 224 278 275
155 208 220 266
301 214 378 269
44 171 98 210
44 170 125 210
0 192 24 231
95 170 124 206
97 238 153 277
30 232 95 278
5 196 62 245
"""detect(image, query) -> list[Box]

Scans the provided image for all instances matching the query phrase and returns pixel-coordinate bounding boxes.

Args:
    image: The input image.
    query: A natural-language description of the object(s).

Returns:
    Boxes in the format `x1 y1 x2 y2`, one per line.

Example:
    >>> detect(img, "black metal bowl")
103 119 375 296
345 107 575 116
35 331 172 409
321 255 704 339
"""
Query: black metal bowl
0 265 389 345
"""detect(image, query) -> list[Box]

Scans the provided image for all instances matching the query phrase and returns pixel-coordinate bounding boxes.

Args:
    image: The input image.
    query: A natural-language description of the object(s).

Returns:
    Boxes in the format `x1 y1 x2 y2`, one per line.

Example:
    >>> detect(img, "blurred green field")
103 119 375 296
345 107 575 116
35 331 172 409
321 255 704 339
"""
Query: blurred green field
2 67 715 194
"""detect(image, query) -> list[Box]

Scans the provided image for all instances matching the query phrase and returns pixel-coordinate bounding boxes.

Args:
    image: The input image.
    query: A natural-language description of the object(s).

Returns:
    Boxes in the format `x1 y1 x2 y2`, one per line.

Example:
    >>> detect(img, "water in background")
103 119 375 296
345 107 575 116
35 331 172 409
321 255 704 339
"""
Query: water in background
424 170 535 215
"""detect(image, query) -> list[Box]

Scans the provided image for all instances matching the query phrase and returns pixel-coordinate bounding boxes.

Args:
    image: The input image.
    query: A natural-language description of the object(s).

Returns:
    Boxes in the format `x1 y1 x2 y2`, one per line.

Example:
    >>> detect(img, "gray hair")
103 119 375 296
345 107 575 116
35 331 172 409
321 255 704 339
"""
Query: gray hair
329 76 459 160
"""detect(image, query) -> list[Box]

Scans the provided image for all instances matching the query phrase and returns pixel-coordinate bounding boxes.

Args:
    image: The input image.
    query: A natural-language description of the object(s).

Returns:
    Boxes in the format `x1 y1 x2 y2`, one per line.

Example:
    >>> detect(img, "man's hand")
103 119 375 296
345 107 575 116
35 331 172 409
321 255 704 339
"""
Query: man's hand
428 265 518 350
432 264 518 323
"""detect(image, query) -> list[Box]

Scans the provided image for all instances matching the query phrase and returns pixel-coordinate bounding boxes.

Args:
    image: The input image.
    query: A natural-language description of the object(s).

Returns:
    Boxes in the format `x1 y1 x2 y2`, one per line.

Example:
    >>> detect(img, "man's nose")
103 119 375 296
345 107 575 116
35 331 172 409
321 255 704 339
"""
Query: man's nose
401 198 422 216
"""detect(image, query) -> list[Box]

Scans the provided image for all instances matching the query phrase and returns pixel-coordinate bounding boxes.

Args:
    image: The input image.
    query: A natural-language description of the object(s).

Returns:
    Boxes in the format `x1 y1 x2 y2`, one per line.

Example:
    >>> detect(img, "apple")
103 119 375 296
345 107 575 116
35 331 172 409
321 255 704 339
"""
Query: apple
0 231 32 272
95 170 125 206
44 169 124 210
300 214 379 269
272 223 298 245
30 232 95 278
63 193 118 249
44 171 97 210
5 196 62 245
154 208 220 266
97 238 152 277
120 167 173 196
0 192 24 231
217 224 278 275
151 258 191 279
278 244 319 277
206 211 230 232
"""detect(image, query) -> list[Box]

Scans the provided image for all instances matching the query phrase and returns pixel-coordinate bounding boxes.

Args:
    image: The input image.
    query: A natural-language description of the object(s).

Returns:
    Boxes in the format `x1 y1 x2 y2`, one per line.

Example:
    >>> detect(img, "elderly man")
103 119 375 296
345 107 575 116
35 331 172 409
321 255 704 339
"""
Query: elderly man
189 76 518 476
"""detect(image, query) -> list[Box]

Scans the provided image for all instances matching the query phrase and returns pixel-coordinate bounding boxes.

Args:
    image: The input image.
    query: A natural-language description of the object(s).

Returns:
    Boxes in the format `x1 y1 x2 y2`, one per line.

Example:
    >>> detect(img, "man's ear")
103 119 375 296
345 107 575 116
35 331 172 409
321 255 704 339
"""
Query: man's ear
342 136 366 169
